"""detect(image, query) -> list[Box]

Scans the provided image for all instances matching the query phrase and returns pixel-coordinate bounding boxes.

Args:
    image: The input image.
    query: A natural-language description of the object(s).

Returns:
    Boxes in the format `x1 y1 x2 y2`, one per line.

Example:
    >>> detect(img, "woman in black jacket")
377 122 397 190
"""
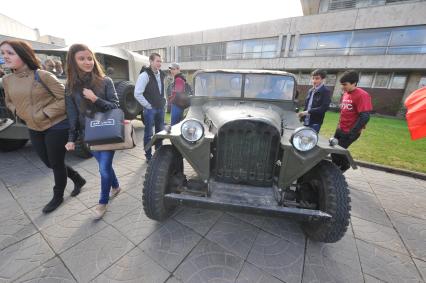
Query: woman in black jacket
64 44 121 219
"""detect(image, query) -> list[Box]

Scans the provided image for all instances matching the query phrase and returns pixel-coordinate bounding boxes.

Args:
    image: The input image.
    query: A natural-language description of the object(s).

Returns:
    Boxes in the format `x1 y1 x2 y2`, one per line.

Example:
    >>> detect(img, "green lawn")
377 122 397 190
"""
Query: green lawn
163 111 425 173
320 112 426 173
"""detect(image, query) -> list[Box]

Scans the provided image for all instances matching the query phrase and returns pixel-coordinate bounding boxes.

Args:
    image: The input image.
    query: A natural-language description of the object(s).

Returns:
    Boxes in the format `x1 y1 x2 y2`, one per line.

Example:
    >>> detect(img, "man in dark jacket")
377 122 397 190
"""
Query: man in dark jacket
134 53 166 161
298 69 331 133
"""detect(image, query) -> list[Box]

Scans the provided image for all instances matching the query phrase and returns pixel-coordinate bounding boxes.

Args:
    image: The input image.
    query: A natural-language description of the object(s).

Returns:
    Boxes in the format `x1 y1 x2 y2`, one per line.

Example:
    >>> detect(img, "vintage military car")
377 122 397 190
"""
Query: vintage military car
143 69 356 243
0 47 148 156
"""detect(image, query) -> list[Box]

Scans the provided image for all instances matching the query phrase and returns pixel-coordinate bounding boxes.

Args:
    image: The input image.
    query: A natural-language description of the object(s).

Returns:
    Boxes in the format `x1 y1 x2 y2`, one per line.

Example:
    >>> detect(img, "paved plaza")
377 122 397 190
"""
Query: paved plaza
0 125 425 283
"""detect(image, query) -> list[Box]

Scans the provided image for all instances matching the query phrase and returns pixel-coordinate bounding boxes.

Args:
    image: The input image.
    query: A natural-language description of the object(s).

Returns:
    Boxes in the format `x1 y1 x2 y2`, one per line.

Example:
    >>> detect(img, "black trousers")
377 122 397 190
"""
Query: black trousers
29 128 79 197
331 128 360 172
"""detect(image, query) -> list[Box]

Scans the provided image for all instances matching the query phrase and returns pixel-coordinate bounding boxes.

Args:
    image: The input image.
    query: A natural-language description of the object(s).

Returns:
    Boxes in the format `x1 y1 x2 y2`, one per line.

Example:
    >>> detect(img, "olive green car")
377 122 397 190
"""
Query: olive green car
0 47 148 156
142 69 357 243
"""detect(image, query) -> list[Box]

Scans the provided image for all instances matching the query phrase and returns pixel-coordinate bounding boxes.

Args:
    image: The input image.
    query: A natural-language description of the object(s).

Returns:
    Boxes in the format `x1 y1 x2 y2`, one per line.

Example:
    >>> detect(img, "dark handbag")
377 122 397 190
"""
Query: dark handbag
175 92 190 108
84 108 124 145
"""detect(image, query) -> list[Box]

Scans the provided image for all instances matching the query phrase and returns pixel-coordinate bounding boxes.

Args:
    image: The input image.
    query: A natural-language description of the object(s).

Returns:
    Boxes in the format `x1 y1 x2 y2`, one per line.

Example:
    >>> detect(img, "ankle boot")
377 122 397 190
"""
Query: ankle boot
67 167 86 197
42 194 64 213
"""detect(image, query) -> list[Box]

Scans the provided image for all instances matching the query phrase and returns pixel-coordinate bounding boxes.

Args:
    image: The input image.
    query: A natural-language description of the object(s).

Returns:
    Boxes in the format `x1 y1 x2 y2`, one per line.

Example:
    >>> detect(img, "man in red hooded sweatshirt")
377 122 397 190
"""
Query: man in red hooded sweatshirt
169 63 191 125
332 70 373 172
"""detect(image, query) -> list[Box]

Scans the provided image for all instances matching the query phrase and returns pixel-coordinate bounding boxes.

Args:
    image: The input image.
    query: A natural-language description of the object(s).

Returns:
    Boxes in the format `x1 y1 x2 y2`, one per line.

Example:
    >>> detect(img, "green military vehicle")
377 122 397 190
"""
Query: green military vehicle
0 47 148 156
142 69 356 243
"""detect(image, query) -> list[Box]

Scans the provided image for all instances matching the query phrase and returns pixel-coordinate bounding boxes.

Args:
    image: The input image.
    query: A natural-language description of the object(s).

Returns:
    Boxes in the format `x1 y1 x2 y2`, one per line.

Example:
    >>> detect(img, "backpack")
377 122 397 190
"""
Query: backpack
172 80 193 108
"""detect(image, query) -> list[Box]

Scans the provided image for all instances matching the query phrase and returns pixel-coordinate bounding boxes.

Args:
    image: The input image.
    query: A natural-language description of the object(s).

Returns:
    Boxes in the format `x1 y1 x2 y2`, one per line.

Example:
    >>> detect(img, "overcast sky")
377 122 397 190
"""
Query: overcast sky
3 0 302 46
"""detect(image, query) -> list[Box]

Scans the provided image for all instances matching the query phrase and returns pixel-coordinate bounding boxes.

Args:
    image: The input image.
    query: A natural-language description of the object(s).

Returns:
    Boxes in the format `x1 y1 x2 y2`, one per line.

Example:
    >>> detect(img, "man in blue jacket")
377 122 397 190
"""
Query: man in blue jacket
298 69 331 133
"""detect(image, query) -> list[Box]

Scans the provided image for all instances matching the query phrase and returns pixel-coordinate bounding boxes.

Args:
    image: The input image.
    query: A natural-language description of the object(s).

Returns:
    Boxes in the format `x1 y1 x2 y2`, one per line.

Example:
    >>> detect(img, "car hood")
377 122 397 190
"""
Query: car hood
202 101 283 133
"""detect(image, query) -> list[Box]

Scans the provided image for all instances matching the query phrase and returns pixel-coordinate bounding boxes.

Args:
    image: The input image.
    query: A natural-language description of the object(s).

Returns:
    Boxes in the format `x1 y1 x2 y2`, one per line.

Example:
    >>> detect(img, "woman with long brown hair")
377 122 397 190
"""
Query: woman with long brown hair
0 40 86 213
64 44 121 219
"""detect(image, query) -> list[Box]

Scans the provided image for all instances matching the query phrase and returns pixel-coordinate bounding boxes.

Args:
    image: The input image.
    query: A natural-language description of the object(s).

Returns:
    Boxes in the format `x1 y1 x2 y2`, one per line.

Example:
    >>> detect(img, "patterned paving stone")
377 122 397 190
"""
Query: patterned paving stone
165 276 183 283
351 216 408 255
26 197 88 230
41 210 108 254
76 184 103 208
347 178 374 194
92 247 170 283
357 239 423 283
60 226 135 283
258 216 305 245
97 192 141 224
247 230 304 283
413 258 426 282
139 219 202 272
363 274 386 283
0 233 55 282
236 262 283 283
206 214 259 259
174 238 244 283
371 184 426 220
350 189 392 227
303 233 363 283
0 209 37 251
111 207 162 245
388 210 426 261
174 207 223 236
14 256 76 283
228 212 266 229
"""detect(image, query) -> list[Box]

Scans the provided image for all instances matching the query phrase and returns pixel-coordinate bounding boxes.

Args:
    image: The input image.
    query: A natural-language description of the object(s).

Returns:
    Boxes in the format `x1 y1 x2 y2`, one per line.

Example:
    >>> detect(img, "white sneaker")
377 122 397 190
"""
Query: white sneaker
110 187 121 199
94 204 107 219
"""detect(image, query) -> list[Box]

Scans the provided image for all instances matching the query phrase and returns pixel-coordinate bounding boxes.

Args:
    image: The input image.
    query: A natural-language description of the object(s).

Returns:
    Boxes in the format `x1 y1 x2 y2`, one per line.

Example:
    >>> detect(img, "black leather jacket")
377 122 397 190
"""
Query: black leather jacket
65 76 119 142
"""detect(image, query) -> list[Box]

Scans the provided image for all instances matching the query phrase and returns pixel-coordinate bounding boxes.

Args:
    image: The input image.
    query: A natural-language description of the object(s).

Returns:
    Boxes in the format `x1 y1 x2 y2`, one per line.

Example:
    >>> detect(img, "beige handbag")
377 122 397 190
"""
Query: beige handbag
90 121 137 151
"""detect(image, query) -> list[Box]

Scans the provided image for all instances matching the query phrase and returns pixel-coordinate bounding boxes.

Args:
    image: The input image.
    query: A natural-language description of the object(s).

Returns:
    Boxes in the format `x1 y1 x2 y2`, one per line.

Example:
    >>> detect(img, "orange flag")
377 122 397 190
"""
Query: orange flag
405 86 426 140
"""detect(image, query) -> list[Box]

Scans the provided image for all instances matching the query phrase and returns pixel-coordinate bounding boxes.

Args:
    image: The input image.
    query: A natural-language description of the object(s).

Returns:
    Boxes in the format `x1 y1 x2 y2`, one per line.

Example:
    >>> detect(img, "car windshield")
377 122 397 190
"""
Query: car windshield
194 72 295 100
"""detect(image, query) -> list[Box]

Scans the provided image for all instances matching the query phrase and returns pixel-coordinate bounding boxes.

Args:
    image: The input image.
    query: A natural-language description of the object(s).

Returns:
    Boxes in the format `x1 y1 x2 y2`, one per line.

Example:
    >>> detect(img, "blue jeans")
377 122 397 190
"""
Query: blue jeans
143 107 165 159
91 150 119 204
308 123 321 133
171 104 184 126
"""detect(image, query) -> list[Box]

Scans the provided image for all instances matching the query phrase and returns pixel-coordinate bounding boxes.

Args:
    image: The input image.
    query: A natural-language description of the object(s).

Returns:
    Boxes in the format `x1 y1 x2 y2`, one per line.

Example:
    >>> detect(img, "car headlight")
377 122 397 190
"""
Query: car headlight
181 119 204 143
291 127 318 151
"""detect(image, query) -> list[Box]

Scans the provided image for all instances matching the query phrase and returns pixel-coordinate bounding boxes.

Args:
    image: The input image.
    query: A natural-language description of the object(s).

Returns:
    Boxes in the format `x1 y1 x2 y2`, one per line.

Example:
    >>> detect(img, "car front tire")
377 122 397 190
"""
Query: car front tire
299 160 350 243
142 145 183 221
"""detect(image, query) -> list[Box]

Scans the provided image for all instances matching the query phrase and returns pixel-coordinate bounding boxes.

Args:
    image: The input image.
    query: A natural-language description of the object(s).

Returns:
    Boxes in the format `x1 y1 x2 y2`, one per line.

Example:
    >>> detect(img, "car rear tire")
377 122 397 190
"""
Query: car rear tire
0 138 28 152
299 160 350 243
116 81 142 120
143 145 183 221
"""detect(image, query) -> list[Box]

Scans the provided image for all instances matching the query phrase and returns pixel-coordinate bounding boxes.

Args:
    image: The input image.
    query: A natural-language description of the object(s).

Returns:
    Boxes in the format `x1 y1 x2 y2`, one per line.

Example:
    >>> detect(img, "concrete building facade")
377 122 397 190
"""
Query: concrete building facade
113 0 426 115
0 13 65 47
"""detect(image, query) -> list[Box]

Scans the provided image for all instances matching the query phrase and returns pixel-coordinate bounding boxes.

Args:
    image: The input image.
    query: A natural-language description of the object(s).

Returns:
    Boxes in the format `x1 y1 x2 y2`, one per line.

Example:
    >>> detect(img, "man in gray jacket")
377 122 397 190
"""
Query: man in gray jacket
134 53 166 162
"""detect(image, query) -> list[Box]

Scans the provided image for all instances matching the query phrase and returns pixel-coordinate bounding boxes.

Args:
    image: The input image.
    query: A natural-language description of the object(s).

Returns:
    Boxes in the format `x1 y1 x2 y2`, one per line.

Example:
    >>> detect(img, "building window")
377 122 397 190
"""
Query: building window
390 74 408 89
226 41 243 60
294 25 426 57
178 46 191 62
206 42 225 60
325 74 337 86
358 73 375 88
373 73 391 88
226 37 278 60
138 48 168 62
350 29 390 55
298 73 312 85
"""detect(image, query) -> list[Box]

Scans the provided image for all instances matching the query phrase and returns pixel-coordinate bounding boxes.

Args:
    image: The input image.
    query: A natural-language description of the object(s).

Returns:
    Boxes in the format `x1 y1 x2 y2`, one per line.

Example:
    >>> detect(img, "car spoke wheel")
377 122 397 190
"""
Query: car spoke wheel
143 145 183 221
299 160 350 243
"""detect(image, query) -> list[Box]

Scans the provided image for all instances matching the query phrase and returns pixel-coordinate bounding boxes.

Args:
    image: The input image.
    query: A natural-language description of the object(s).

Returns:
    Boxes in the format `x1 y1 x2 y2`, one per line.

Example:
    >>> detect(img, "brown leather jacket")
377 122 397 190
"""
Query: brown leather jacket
3 66 67 131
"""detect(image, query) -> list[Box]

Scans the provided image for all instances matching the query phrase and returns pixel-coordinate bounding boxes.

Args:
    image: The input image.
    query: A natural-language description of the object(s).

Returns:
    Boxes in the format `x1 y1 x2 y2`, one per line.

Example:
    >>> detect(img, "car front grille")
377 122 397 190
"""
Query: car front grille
213 120 280 187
